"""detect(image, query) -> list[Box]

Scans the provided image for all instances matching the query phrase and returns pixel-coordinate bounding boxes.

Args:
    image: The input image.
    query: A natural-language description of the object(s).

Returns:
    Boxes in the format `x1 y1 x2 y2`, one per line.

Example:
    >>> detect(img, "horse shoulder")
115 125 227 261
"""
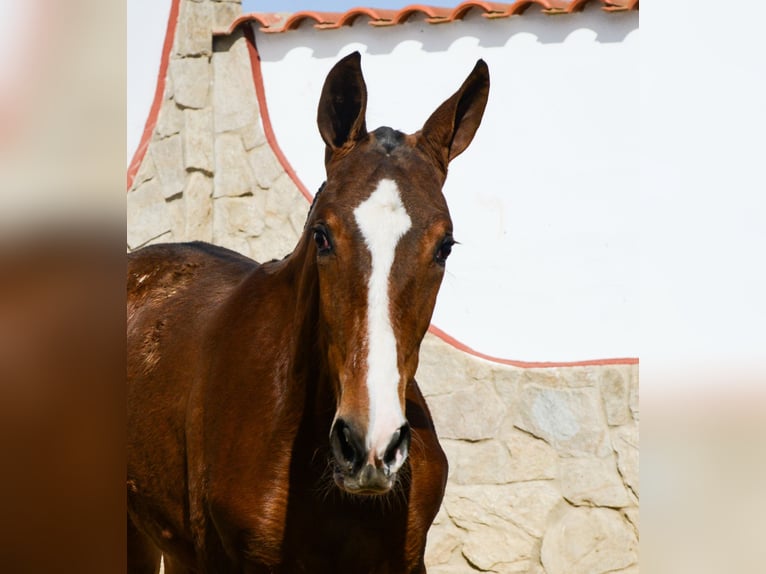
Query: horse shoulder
127 242 263 566
188 265 306 569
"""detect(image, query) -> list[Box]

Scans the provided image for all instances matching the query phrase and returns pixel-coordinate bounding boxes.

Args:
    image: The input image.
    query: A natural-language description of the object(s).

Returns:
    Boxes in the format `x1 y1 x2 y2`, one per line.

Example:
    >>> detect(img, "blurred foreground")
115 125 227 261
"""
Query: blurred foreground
642 384 766 573
0 1 125 572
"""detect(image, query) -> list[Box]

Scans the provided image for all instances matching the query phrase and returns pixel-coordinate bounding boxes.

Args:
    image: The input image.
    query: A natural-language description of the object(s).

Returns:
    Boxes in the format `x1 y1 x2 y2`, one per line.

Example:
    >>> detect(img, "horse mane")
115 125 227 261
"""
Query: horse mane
303 181 327 229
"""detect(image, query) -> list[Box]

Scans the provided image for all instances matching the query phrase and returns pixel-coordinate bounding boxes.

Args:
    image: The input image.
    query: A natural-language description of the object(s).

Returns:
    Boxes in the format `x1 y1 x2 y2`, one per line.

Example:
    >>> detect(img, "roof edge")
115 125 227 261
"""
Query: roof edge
213 1 638 37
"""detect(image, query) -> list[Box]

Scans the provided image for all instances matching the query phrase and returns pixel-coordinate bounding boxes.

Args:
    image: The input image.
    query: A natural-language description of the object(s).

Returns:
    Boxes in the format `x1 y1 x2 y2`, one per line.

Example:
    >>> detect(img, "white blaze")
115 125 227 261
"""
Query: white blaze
353 179 411 460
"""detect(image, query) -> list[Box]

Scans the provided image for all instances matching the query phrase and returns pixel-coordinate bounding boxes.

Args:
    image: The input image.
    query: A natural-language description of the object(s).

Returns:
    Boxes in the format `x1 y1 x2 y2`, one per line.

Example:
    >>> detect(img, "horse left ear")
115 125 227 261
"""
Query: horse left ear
317 51 369 164
418 60 490 170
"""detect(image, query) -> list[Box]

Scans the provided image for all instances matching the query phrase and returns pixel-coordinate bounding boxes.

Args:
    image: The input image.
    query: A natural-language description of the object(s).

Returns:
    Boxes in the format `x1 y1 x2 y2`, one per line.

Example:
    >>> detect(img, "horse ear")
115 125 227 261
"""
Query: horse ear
317 52 368 163
419 60 490 170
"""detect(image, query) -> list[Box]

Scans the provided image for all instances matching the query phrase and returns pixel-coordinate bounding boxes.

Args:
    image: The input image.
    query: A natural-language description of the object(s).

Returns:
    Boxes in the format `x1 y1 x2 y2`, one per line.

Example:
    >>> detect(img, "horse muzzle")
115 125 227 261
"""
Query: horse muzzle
329 419 411 495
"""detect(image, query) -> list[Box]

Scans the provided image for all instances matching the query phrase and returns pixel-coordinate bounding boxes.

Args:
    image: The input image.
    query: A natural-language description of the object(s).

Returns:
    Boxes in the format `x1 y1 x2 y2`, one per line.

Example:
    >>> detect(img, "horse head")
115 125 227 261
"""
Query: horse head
306 52 489 495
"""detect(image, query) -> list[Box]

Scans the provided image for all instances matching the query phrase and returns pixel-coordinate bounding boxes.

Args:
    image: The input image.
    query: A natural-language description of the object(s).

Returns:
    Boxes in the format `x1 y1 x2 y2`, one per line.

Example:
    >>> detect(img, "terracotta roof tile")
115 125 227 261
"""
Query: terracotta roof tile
214 1 637 36
603 0 639 11
280 11 336 32
372 5 453 26
450 2 513 20
334 8 400 28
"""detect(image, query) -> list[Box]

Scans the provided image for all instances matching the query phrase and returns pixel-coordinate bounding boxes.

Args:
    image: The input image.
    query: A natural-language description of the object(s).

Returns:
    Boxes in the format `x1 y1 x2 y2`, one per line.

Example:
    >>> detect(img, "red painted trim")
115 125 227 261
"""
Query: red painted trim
242 23 638 368
428 325 638 368
127 0 180 191
243 25 313 202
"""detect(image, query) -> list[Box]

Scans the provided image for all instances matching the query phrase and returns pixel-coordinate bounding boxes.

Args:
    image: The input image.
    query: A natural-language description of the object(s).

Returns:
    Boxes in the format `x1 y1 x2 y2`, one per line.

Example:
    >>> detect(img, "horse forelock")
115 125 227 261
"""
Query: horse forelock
371 126 405 156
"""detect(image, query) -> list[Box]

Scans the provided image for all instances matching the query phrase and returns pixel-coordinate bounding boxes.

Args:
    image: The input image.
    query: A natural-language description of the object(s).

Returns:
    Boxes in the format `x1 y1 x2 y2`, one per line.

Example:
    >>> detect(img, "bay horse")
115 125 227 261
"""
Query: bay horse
127 52 489 573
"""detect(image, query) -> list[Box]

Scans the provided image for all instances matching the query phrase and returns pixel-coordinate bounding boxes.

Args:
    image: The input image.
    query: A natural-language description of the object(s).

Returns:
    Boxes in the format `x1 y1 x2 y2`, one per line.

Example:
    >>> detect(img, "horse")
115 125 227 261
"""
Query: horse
127 52 489 573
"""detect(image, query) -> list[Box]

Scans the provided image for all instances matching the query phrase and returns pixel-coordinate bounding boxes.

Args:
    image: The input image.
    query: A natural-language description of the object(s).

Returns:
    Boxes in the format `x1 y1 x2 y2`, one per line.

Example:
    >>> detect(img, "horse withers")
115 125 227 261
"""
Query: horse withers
127 52 489 573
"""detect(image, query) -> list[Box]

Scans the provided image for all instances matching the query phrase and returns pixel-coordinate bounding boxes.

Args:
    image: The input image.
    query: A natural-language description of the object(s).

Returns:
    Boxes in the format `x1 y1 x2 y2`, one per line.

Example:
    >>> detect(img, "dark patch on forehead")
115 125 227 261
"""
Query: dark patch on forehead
372 126 405 155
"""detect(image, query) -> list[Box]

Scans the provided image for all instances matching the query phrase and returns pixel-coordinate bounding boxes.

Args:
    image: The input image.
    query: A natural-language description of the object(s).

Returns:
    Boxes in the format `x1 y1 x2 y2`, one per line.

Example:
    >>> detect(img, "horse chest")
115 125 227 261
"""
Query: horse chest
281 504 415 573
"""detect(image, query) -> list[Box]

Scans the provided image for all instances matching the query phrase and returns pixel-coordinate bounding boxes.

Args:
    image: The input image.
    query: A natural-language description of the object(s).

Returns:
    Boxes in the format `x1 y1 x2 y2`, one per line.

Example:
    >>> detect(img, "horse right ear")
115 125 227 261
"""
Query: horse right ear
317 52 369 164
418 59 490 171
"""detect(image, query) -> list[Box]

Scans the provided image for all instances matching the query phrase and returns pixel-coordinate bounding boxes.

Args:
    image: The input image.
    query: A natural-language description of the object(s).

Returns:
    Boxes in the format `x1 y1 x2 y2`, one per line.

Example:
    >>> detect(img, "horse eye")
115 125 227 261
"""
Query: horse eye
435 237 455 264
313 228 332 254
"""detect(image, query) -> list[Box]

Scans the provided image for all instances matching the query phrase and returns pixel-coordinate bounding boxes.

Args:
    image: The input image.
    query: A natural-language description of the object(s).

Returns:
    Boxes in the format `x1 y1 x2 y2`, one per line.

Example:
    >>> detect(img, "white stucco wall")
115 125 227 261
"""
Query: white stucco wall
255 7 639 363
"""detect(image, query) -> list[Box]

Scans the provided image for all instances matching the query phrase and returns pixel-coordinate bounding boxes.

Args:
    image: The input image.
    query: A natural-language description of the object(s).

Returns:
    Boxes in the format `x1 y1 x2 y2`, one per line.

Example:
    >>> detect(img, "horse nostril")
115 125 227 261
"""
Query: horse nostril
330 419 363 471
383 423 411 468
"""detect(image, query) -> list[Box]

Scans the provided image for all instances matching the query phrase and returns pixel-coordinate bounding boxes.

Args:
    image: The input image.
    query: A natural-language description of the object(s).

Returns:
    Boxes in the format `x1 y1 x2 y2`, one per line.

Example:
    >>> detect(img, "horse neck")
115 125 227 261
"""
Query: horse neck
279 230 336 428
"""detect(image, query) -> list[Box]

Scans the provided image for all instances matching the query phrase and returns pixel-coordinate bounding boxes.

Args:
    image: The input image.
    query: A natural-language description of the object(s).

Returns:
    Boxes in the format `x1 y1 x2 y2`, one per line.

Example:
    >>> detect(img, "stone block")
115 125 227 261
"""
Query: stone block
526 562 547 574
424 507 462 566
213 34 258 132
611 423 639 497
247 231 295 264
155 100 184 138
541 507 637 574
500 427 558 482
493 370 525 407
213 1 241 30
501 482 562 538
521 365 594 389
426 566 477 574
175 0 213 57
244 178 305 262
416 334 496 397
212 196 265 256
462 523 533 573
127 180 172 249
515 384 612 457
183 107 213 173
166 194 186 240
184 172 213 242
623 507 639 535
629 363 639 422
558 456 632 508
415 336 466 398
597 366 631 426
241 122 267 151
263 176 306 232
250 147 285 191
214 132 254 197
163 64 175 101
441 439 515 485
131 154 156 189
150 135 185 197
213 196 265 237
169 57 210 109
446 483 560 540
427 381 506 441
444 485 539 572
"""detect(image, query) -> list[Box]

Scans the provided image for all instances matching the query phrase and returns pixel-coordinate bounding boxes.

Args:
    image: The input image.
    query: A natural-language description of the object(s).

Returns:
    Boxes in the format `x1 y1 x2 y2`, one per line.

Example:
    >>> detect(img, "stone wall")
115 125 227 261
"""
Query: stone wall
127 0 307 262
127 2 639 572
417 336 639 573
